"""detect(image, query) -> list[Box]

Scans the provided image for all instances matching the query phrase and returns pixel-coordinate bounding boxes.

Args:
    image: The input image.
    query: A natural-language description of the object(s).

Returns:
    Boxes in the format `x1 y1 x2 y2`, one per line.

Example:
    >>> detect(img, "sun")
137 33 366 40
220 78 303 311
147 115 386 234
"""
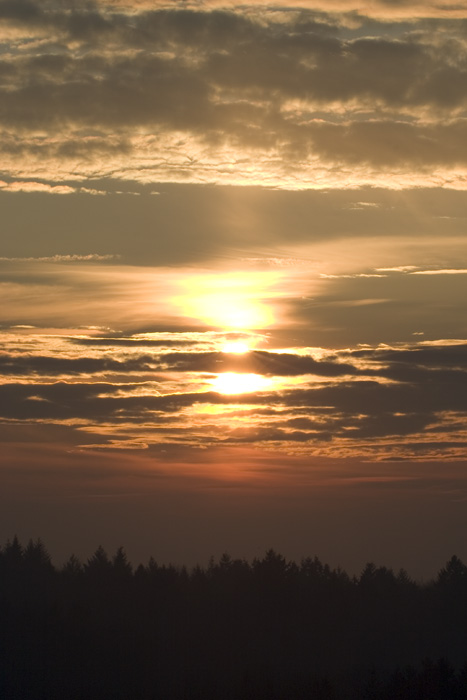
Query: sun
222 341 250 354
173 271 277 330
189 292 271 329
211 372 271 395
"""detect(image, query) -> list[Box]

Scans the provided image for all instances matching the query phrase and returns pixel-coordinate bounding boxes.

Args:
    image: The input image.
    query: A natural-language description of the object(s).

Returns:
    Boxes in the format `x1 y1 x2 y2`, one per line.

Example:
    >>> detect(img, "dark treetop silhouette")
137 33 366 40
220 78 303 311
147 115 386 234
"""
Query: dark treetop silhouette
1 537 467 700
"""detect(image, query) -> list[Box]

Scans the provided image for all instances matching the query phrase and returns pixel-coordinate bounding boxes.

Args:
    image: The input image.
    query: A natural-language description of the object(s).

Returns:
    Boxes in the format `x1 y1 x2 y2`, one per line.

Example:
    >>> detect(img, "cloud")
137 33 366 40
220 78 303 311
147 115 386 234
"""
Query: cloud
1 333 467 459
411 268 467 275
2 1 467 23
0 181 77 194
347 342 467 368
0 254 118 262
158 349 364 377
0 352 158 376
0 5 467 187
320 273 387 279
0 180 108 194
322 265 467 280
376 266 418 272
73 337 200 348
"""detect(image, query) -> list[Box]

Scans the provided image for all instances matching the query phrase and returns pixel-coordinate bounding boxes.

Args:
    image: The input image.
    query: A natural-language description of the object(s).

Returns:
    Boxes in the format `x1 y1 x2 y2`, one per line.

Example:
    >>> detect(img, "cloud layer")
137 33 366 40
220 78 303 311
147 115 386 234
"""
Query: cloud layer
1 2 467 188
1 326 466 462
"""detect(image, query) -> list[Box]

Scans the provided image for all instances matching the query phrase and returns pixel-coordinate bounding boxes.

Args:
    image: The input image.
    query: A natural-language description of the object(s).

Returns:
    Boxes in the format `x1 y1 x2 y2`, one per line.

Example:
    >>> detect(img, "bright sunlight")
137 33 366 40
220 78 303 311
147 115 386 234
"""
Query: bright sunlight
222 341 250 354
173 272 278 330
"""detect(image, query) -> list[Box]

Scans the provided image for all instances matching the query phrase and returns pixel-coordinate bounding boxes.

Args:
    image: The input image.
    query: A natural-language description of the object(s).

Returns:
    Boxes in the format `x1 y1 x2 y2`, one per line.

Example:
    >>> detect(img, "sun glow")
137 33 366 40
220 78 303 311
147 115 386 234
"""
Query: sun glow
211 372 272 395
173 272 278 330
222 341 250 354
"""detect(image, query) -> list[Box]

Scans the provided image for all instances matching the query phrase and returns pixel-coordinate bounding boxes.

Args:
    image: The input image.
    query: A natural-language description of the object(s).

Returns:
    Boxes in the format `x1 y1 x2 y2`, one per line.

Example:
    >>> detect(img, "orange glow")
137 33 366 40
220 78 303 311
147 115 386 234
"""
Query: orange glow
173 272 277 330
211 372 272 395
222 341 250 354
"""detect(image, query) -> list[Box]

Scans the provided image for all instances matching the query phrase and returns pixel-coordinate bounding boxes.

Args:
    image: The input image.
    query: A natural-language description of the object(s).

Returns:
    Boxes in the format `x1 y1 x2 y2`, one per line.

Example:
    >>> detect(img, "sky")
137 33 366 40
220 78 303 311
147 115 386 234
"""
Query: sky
1 0 467 579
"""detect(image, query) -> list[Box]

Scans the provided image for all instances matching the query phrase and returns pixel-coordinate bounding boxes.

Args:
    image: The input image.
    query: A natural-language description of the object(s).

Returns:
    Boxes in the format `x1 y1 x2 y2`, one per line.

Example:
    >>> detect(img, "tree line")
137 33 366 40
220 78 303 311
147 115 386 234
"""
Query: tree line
1 537 467 699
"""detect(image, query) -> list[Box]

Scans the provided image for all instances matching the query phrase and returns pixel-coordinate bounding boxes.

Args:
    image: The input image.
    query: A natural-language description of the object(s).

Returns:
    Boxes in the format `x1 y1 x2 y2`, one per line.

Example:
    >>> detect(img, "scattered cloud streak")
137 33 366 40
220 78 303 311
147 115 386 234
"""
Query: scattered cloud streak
0 254 118 262
1 327 466 462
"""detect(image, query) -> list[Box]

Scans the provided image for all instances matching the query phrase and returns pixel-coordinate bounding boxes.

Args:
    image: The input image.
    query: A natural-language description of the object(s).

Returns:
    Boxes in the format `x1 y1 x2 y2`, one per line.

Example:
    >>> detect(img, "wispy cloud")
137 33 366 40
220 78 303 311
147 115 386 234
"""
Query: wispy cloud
376 266 418 272
411 269 467 275
0 254 119 262
319 273 387 279
0 181 107 195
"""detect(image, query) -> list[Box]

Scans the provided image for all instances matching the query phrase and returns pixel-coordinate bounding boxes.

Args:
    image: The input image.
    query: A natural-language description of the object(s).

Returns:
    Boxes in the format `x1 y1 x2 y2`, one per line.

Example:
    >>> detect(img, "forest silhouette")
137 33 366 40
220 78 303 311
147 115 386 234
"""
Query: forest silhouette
2 537 467 699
